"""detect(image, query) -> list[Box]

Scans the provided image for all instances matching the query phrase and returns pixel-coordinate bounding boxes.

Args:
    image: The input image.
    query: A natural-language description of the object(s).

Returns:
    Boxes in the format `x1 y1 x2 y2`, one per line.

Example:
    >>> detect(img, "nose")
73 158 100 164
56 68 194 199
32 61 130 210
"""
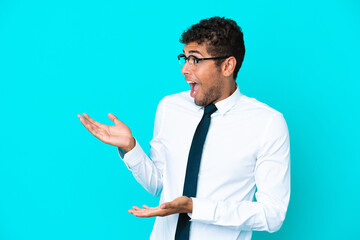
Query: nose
181 61 191 75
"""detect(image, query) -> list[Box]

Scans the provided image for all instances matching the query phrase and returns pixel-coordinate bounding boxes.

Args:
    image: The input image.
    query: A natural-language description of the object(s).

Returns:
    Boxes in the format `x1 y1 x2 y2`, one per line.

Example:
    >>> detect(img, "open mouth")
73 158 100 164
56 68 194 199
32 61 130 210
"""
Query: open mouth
187 80 199 98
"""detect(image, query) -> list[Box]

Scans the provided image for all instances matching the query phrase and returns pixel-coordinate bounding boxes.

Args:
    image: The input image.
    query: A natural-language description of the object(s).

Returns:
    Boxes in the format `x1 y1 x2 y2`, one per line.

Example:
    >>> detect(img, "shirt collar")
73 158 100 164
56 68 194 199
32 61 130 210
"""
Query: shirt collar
196 85 242 115
214 86 242 115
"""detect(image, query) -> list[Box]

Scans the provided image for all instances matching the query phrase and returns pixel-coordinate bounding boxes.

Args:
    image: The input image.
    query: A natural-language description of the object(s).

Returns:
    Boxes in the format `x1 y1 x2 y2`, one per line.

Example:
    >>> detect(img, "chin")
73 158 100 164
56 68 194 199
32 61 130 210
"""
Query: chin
194 98 209 107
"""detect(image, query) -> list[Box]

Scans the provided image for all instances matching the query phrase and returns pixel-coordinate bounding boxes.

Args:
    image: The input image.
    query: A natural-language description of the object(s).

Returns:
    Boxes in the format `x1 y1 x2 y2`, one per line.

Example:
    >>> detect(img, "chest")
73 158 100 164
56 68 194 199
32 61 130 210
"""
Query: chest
163 114 263 179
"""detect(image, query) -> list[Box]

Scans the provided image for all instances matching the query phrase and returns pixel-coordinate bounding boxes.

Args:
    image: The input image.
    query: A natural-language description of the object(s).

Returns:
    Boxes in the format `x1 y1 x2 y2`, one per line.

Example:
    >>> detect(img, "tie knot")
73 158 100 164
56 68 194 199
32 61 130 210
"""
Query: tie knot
204 104 218 116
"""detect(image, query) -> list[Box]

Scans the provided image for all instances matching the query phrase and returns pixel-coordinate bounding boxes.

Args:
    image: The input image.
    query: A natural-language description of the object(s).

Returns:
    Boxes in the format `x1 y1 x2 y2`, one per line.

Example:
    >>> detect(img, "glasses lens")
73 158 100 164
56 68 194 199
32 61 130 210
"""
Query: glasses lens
179 55 186 67
178 55 198 68
188 56 196 66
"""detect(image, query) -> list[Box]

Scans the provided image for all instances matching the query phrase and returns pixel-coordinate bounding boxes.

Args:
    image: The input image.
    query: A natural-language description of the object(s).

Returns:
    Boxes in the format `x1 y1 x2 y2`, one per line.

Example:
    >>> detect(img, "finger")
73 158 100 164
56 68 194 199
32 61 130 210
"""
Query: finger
142 205 150 209
128 209 137 214
129 208 146 215
77 114 87 123
78 114 88 127
134 208 172 218
108 113 124 126
78 114 96 130
128 206 143 214
83 113 105 128
78 114 106 139
131 209 159 218
82 119 98 133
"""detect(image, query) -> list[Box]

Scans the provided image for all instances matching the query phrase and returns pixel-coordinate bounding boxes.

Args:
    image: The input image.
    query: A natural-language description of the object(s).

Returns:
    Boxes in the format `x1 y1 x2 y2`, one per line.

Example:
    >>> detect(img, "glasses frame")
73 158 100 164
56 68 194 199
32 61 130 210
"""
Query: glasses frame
177 54 230 68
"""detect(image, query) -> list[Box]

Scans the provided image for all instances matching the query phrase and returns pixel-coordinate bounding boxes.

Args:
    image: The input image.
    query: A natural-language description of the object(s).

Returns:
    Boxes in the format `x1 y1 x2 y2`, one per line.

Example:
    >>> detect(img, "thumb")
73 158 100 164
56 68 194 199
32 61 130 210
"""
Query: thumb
108 113 123 125
160 203 169 209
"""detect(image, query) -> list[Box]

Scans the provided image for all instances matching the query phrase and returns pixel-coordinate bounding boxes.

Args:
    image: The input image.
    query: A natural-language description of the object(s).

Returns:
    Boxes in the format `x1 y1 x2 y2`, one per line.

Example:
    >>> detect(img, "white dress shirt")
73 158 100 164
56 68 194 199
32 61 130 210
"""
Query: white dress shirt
119 87 290 240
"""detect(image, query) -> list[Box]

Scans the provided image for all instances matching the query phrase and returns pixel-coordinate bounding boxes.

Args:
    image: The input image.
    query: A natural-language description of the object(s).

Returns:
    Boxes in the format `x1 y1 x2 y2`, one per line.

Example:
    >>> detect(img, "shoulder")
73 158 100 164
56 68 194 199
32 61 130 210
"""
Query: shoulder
158 90 198 111
160 90 192 105
237 94 284 118
236 94 289 141
241 94 288 133
231 93 287 132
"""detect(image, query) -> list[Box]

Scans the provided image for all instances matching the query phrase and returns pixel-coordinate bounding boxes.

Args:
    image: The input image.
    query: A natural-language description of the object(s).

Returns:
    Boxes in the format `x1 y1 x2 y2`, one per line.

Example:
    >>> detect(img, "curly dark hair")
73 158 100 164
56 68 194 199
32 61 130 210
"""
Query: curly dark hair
180 17 245 80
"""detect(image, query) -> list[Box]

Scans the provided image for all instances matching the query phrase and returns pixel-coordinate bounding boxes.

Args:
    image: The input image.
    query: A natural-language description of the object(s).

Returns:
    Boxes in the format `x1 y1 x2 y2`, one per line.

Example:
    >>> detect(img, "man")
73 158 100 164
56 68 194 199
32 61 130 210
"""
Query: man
78 17 290 240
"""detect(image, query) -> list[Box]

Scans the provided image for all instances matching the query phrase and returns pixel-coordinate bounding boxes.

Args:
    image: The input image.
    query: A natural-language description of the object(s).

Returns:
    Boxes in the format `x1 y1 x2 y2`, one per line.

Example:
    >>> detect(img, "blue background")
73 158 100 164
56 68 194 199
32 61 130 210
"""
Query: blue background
0 0 359 239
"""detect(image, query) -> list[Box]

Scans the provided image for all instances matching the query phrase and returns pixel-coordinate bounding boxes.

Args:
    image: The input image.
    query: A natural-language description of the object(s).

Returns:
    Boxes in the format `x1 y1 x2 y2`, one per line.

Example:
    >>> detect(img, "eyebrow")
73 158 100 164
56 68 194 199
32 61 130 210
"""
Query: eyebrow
189 50 203 56
182 49 204 56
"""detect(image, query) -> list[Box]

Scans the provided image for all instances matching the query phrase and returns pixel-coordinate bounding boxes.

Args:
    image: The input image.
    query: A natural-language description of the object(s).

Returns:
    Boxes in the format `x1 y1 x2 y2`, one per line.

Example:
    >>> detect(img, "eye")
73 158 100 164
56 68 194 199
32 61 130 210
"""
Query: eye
193 56 200 64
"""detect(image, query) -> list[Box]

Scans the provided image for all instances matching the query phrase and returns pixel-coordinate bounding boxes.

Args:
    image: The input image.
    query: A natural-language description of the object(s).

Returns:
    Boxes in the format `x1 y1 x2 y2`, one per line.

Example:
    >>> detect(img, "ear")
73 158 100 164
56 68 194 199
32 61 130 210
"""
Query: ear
222 57 236 78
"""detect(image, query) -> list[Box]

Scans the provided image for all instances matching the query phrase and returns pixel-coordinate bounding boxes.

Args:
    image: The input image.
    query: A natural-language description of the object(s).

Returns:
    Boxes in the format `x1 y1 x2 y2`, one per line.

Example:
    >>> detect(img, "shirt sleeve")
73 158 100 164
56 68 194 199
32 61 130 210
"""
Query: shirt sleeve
118 98 167 197
190 113 290 233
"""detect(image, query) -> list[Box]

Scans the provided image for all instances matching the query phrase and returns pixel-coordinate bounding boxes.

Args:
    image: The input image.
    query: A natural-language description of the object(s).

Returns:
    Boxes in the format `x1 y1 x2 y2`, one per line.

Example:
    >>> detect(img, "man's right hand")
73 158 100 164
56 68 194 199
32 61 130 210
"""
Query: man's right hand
77 113 135 153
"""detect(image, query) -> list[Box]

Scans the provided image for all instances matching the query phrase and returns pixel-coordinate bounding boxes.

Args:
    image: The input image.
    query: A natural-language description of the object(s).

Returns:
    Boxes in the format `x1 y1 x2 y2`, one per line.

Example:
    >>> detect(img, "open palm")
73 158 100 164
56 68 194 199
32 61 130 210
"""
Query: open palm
78 112 135 152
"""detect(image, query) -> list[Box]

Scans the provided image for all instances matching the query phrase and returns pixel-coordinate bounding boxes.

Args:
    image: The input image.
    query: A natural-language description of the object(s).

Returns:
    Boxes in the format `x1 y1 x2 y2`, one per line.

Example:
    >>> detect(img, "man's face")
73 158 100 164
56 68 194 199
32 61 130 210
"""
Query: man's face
181 42 226 107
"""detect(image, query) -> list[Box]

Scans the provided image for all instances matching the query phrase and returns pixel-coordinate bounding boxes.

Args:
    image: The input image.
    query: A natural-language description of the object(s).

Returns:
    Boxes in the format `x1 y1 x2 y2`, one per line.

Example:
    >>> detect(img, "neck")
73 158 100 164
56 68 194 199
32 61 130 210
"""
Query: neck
213 80 237 104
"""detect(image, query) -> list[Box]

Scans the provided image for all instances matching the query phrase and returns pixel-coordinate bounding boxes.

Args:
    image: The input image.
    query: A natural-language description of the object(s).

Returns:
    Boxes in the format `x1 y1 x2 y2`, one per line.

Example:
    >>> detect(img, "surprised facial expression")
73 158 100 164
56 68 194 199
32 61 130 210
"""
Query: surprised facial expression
181 42 225 107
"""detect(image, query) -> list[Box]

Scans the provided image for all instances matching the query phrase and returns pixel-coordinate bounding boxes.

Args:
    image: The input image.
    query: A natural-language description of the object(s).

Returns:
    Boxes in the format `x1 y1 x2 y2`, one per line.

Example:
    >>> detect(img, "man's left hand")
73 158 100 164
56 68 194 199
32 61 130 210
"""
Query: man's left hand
128 196 193 217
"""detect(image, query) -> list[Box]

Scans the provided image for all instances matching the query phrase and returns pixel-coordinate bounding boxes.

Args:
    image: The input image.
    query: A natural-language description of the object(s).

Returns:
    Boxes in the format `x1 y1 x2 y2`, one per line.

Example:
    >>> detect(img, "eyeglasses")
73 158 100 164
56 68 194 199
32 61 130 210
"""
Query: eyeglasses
177 54 230 69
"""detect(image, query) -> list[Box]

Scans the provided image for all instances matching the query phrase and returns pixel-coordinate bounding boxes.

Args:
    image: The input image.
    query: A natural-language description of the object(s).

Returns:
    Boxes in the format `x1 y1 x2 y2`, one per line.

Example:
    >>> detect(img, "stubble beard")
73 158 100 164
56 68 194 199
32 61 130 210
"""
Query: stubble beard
194 81 223 107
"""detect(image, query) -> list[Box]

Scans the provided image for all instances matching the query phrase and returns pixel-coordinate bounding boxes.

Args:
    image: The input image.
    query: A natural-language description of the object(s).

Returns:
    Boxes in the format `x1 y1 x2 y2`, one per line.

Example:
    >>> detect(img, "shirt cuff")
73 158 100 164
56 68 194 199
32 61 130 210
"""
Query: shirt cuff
190 198 217 224
117 140 144 169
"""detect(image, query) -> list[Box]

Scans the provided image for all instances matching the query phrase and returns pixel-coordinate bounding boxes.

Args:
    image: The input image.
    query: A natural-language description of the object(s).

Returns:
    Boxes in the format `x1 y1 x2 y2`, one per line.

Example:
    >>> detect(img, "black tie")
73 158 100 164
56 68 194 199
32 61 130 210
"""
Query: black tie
174 103 218 240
